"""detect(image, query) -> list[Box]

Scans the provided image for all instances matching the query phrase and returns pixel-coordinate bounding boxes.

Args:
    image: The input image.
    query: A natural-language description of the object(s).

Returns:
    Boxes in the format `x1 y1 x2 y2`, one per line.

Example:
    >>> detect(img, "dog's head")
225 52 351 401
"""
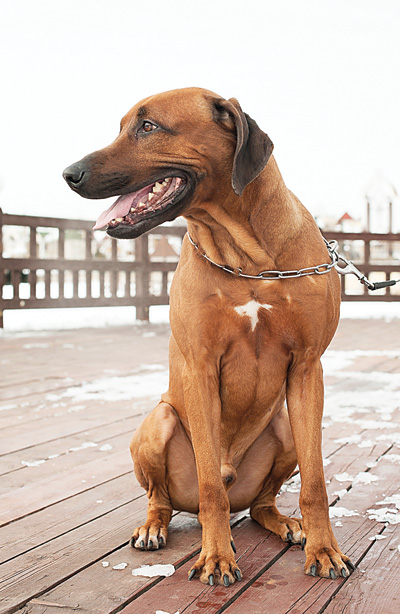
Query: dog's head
63 87 273 239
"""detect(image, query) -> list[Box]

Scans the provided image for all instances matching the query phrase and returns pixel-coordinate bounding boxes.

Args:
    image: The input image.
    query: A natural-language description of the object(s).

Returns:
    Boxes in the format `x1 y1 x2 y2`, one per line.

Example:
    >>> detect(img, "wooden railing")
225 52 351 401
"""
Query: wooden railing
324 231 400 301
1 211 399 328
0 209 186 327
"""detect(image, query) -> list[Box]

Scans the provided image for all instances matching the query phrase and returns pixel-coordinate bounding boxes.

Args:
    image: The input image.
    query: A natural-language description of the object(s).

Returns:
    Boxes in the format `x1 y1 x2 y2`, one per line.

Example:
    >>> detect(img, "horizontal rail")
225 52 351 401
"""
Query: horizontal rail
1 210 400 328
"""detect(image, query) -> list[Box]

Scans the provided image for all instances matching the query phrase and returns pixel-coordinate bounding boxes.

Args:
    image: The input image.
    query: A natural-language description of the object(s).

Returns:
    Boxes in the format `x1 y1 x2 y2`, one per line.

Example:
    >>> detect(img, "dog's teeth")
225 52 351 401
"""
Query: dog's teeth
130 207 135 212
148 193 155 200
153 182 163 193
115 217 123 222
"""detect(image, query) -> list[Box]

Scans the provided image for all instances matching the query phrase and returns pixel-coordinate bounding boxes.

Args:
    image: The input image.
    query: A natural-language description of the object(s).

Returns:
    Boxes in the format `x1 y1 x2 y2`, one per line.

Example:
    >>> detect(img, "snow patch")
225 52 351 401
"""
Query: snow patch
68 442 97 452
102 562 109 567
99 444 113 451
113 563 128 570
333 489 348 499
334 473 354 483
354 472 379 484
21 459 46 467
0 403 17 412
383 454 400 463
358 440 377 449
45 364 169 403
367 508 400 524
334 434 362 445
376 494 400 509
329 507 359 518
369 534 387 541
131 564 175 577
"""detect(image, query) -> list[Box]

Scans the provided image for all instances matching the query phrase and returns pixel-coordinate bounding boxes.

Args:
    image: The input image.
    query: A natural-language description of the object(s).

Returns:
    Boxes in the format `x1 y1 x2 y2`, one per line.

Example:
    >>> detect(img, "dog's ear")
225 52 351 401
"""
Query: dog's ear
213 98 274 196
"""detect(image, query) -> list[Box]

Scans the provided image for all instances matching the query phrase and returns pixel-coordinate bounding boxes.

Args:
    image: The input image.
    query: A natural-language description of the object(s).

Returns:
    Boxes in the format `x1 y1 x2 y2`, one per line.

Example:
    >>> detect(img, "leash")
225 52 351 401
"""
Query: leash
187 232 400 291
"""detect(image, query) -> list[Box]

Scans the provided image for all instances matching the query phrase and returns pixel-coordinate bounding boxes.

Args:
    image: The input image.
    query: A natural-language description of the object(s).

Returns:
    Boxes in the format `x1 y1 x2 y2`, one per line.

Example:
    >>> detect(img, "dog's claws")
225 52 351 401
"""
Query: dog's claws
148 539 153 549
234 569 242 581
231 540 237 553
329 568 337 580
130 537 135 547
301 537 306 550
346 559 356 571
310 564 317 577
208 574 215 586
286 531 293 543
139 540 145 549
188 569 196 581
341 567 348 578
158 535 165 548
223 574 230 587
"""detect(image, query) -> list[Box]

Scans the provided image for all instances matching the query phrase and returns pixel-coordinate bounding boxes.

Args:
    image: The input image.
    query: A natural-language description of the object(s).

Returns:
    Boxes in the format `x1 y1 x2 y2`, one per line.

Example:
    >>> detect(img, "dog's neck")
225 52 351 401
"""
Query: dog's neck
184 156 306 275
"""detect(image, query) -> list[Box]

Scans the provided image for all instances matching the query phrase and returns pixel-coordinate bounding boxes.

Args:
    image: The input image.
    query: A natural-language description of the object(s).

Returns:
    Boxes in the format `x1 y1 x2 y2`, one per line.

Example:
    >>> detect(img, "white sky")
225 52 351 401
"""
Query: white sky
0 0 399 227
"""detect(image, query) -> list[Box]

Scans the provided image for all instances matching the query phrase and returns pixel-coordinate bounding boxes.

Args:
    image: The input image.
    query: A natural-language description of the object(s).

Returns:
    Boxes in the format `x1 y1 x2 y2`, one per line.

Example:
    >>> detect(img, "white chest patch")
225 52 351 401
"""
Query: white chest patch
234 300 272 331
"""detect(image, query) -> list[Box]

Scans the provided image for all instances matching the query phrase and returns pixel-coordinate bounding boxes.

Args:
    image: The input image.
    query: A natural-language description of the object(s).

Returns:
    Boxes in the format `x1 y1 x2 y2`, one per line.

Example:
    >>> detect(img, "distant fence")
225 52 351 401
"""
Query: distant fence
1 211 399 328
0 209 186 327
324 231 400 301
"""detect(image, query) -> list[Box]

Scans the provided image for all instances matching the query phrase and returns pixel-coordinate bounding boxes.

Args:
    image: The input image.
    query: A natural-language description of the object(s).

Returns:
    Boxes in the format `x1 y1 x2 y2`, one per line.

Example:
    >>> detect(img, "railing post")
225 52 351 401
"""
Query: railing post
86 229 93 299
0 208 3 328
59 228 65 299
364 239 370 297
135 234 150 321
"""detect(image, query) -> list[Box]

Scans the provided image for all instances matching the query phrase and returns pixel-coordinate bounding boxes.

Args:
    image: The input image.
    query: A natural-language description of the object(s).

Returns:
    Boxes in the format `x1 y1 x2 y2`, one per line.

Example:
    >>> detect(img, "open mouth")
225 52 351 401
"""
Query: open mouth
93 176 188 232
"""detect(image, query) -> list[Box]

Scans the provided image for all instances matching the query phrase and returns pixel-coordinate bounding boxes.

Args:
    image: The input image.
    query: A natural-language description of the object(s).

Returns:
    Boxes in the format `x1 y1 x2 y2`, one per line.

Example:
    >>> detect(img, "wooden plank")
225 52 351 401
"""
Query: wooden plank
112 437 394 614
119 518 291 614
0 412 143 476
18 423 394 614
0 507 201 614
221 450 400 614
0 401 146 456
0 473 141 563
17 512 246 614
0 422 140 495
324 524 400 614
0 442 134 526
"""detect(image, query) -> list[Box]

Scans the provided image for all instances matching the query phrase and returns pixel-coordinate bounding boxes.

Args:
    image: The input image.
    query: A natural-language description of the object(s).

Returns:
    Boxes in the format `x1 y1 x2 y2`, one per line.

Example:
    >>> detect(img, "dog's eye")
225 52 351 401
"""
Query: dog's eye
138 121 158 134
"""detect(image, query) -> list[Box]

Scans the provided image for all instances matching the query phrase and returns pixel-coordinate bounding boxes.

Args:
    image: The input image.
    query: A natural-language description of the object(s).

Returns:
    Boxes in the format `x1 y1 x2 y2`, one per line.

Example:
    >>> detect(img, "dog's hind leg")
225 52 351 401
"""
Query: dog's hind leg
249 407 302 544
129 402 176 550
129 401 198 550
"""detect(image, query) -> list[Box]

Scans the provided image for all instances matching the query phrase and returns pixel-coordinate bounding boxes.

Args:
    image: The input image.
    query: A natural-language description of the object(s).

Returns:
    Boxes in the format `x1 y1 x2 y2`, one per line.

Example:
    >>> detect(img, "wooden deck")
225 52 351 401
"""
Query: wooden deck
1 317 400 613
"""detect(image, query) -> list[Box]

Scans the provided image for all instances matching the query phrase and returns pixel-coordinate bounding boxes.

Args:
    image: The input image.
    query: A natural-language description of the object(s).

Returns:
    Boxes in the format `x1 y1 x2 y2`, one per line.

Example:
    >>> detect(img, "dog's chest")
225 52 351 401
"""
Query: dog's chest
219 297 291 414
233 299 273 332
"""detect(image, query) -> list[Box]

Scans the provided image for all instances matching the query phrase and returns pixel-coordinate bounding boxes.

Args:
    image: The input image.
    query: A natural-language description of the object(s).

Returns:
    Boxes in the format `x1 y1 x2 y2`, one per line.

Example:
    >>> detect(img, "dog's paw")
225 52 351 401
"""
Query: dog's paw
251 507 302 544
303 532 355 579
188 549 242 586
130 522 167 550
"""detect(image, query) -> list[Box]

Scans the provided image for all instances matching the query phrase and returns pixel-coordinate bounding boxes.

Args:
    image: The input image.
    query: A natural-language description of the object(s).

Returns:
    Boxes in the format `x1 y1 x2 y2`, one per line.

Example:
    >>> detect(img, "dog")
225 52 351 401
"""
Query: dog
63 87 354 586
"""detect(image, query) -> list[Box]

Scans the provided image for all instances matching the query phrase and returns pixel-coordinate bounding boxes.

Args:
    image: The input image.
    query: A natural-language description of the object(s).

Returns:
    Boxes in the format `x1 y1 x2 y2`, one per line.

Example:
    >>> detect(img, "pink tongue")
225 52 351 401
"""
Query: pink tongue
92 185 152 230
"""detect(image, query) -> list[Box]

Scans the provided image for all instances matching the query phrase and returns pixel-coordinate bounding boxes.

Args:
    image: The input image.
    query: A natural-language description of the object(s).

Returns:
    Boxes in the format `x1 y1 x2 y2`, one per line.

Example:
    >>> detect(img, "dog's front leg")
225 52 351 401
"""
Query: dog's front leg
184 363 241 586
286 356 354 579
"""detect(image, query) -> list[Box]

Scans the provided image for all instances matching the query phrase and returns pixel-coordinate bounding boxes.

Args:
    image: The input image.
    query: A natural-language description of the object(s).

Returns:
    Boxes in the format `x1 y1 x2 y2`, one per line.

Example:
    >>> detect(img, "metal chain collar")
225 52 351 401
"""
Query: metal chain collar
186 232 399 291
187 232 339 280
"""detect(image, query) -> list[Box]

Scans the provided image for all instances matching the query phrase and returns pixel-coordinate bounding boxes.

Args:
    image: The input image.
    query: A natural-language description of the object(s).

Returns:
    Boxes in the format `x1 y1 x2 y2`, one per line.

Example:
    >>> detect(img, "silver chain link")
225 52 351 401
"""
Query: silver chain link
187 232 339 281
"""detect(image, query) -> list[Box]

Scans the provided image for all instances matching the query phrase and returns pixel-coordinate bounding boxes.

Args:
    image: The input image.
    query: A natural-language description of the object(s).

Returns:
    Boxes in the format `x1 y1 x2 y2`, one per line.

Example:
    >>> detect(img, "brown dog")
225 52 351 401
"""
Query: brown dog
63 87 353 586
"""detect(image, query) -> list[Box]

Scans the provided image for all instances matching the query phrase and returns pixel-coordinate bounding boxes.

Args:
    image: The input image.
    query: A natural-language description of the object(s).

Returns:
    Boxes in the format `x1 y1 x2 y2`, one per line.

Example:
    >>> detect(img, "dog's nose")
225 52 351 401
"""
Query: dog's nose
63 162 87 187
